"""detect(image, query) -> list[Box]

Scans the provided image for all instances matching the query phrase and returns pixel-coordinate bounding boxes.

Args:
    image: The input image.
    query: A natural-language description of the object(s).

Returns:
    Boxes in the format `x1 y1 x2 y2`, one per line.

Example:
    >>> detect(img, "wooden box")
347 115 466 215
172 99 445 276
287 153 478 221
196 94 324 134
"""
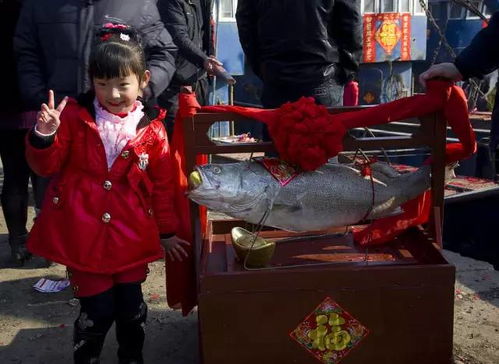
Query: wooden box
180 100 455 363
198 222 454 364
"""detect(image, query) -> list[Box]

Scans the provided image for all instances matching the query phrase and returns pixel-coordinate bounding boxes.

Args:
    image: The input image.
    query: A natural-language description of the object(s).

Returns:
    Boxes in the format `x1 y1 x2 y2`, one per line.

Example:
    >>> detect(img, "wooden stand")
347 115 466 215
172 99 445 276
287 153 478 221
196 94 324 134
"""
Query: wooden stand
182 107 455 364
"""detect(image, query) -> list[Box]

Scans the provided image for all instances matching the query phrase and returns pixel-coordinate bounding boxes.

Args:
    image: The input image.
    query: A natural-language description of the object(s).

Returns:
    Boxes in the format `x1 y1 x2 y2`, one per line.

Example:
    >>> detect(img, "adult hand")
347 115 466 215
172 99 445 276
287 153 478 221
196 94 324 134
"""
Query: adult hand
203 55 223 75
160 235 190 262
37 90 68 134
419 62 463 88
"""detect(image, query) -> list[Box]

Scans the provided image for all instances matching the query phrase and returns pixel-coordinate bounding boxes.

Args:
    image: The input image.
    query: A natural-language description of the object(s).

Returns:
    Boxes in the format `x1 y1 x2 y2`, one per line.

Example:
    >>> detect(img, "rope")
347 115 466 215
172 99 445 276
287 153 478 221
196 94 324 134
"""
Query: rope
452 0 488 21
419 0 488 108
241 154 377 271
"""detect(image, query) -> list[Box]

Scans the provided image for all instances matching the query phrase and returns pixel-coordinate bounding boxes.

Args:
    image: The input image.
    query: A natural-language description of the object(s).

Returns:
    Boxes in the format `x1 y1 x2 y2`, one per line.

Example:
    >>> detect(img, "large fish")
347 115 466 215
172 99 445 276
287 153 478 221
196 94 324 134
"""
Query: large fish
188 159 437 232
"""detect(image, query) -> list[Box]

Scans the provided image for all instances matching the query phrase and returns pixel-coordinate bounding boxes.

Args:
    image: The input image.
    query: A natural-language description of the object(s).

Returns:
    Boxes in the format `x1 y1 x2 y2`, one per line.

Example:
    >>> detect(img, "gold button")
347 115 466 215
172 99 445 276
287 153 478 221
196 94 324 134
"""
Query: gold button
148 208 153 216
121 150 130 159
52 197 60 204
102 213 111 223
103 180 112 190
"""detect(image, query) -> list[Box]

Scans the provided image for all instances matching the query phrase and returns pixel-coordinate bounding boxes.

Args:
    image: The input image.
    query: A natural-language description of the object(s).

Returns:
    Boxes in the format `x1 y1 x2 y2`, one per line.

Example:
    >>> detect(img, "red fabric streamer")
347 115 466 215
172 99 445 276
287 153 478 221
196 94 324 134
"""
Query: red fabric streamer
167 93 207 315
168 81 477 314
353 190 433 246
204 80 476 170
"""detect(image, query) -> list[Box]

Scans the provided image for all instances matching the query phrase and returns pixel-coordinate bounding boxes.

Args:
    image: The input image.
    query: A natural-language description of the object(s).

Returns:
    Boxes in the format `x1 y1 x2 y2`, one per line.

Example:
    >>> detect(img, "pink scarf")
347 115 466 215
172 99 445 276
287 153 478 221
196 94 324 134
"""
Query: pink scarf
94 99 144 169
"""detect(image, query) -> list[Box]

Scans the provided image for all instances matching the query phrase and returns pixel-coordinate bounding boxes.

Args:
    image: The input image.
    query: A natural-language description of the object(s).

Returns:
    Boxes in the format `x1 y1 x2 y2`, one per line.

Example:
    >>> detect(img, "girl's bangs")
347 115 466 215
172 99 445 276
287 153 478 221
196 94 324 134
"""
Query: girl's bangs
90 44 143 80
92 54 134 79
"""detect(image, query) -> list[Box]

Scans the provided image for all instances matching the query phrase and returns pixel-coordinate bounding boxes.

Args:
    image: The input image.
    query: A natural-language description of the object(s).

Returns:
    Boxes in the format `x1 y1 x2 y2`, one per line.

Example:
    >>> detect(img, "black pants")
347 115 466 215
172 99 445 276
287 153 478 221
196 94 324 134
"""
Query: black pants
0 129 49 243
74 283 147 364
261 77 344 109
157 77 209 141
260 77 344 146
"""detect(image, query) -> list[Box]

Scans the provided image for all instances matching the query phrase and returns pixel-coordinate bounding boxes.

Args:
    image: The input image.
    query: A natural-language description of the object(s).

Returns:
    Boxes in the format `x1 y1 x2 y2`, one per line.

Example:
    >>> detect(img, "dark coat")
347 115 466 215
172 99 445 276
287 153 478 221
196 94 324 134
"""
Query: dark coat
455 11 499 148
236 0 362 87
14 0 177 111
0 0 22 115
158 0 213 85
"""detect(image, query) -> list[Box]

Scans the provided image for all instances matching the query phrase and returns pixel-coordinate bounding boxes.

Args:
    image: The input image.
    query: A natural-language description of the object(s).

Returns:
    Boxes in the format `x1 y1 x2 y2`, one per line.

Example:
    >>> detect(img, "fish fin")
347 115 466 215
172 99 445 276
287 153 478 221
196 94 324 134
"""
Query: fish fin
371 206 404 219
367 197 403 219
272 203 302 214
370 162 401 178
327 156 340 164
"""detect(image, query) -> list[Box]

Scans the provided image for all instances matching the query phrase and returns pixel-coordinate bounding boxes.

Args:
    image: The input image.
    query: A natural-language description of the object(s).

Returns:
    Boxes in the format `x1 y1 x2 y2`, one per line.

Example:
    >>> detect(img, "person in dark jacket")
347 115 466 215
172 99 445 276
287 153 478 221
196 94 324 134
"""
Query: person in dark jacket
420 11 499 179
0 0 47 265
14 0 177 111
236 0 362 110
157 0 221 137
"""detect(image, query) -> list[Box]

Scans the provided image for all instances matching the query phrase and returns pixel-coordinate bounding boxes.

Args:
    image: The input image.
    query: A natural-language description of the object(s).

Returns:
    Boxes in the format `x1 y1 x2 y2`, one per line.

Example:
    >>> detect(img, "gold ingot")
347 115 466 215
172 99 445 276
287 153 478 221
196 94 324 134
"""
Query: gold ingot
121 150 130 159
102 213 111 223
103 180 112 190
231 227 275 268
52 197 60 205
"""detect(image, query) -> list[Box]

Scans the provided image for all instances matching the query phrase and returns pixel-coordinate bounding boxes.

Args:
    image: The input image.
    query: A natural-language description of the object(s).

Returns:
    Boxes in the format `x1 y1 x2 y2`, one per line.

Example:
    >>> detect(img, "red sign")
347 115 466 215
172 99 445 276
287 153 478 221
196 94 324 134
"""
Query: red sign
400 13 411 61
290 297 370 364
363 15 376 63
363 13 412 63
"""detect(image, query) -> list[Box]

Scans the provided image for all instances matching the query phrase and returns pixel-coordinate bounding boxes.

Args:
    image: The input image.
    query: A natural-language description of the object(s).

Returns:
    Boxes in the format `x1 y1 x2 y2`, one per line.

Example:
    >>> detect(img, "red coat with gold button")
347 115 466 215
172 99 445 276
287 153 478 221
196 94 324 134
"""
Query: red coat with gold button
26 98 178 274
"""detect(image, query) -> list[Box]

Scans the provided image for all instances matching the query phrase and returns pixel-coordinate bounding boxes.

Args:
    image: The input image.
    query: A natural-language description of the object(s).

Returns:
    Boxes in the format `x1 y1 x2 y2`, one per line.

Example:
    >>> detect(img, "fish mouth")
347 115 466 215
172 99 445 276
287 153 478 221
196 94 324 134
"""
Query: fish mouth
188 170 203 189
188 166 208 191
188 167 218 192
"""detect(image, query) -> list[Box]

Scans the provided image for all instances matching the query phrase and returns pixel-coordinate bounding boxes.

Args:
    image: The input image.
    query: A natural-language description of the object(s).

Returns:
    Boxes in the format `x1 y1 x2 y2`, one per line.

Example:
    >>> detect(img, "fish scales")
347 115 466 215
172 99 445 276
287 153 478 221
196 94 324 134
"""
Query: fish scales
188 160 431 232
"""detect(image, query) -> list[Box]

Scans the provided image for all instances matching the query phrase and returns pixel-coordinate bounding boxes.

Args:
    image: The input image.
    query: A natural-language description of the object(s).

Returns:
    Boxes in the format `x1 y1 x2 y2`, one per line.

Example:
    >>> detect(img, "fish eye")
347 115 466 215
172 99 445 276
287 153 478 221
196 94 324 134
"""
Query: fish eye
212 166 221 174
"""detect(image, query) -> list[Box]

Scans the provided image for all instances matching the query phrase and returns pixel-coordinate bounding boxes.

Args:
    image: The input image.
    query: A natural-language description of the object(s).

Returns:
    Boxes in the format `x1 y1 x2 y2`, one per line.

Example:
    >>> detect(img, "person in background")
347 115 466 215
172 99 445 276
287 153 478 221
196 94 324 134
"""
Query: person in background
236 0 362 145
14 0 177 119
420 11 499 179
236 0 362 110
157 0 222 138
0 0 45 265
26 25 188 364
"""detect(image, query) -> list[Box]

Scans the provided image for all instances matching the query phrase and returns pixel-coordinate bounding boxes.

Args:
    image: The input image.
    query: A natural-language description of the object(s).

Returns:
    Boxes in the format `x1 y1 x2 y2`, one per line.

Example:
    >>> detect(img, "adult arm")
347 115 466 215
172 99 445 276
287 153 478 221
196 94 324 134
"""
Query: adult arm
139 6 178 99
330 0 363 84
14 0 47 111
455 11 499 79
236 0 261 78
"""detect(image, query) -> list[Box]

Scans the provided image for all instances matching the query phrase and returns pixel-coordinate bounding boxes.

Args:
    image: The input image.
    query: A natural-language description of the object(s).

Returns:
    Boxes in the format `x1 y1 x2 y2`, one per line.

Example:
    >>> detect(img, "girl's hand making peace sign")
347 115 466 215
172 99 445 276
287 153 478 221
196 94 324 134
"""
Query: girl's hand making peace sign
36 90 68 135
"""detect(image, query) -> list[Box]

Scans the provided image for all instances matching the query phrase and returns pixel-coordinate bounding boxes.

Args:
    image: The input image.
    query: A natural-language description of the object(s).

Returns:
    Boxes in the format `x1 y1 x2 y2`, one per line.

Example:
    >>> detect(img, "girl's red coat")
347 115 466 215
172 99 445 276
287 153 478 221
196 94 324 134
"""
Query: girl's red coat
26 99 178 274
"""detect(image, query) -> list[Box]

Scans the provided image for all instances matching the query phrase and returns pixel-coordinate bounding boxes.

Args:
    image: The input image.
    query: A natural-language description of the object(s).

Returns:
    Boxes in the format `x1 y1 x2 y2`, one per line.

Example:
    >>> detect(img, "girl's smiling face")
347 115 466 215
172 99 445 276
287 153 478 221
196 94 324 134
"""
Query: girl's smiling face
93 71 150 114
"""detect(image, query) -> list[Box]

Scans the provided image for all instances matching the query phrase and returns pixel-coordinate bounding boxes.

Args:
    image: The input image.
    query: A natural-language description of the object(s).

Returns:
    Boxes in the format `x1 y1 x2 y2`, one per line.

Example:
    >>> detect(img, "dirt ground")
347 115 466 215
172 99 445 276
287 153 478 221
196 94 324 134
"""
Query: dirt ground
0 209 198 364
0 204 498 363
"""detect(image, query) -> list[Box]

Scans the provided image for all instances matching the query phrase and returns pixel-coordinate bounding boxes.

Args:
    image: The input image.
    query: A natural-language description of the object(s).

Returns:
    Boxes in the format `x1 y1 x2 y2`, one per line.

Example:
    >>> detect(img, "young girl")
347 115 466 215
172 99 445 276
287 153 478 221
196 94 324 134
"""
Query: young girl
26 24 189 364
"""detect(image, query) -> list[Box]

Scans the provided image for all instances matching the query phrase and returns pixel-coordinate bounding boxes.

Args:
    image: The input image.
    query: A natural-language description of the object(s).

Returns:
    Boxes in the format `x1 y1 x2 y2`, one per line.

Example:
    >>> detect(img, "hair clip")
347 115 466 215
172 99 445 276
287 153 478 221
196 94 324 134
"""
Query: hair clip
102 22 128 30
100 33 113 41
120 33 130 41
